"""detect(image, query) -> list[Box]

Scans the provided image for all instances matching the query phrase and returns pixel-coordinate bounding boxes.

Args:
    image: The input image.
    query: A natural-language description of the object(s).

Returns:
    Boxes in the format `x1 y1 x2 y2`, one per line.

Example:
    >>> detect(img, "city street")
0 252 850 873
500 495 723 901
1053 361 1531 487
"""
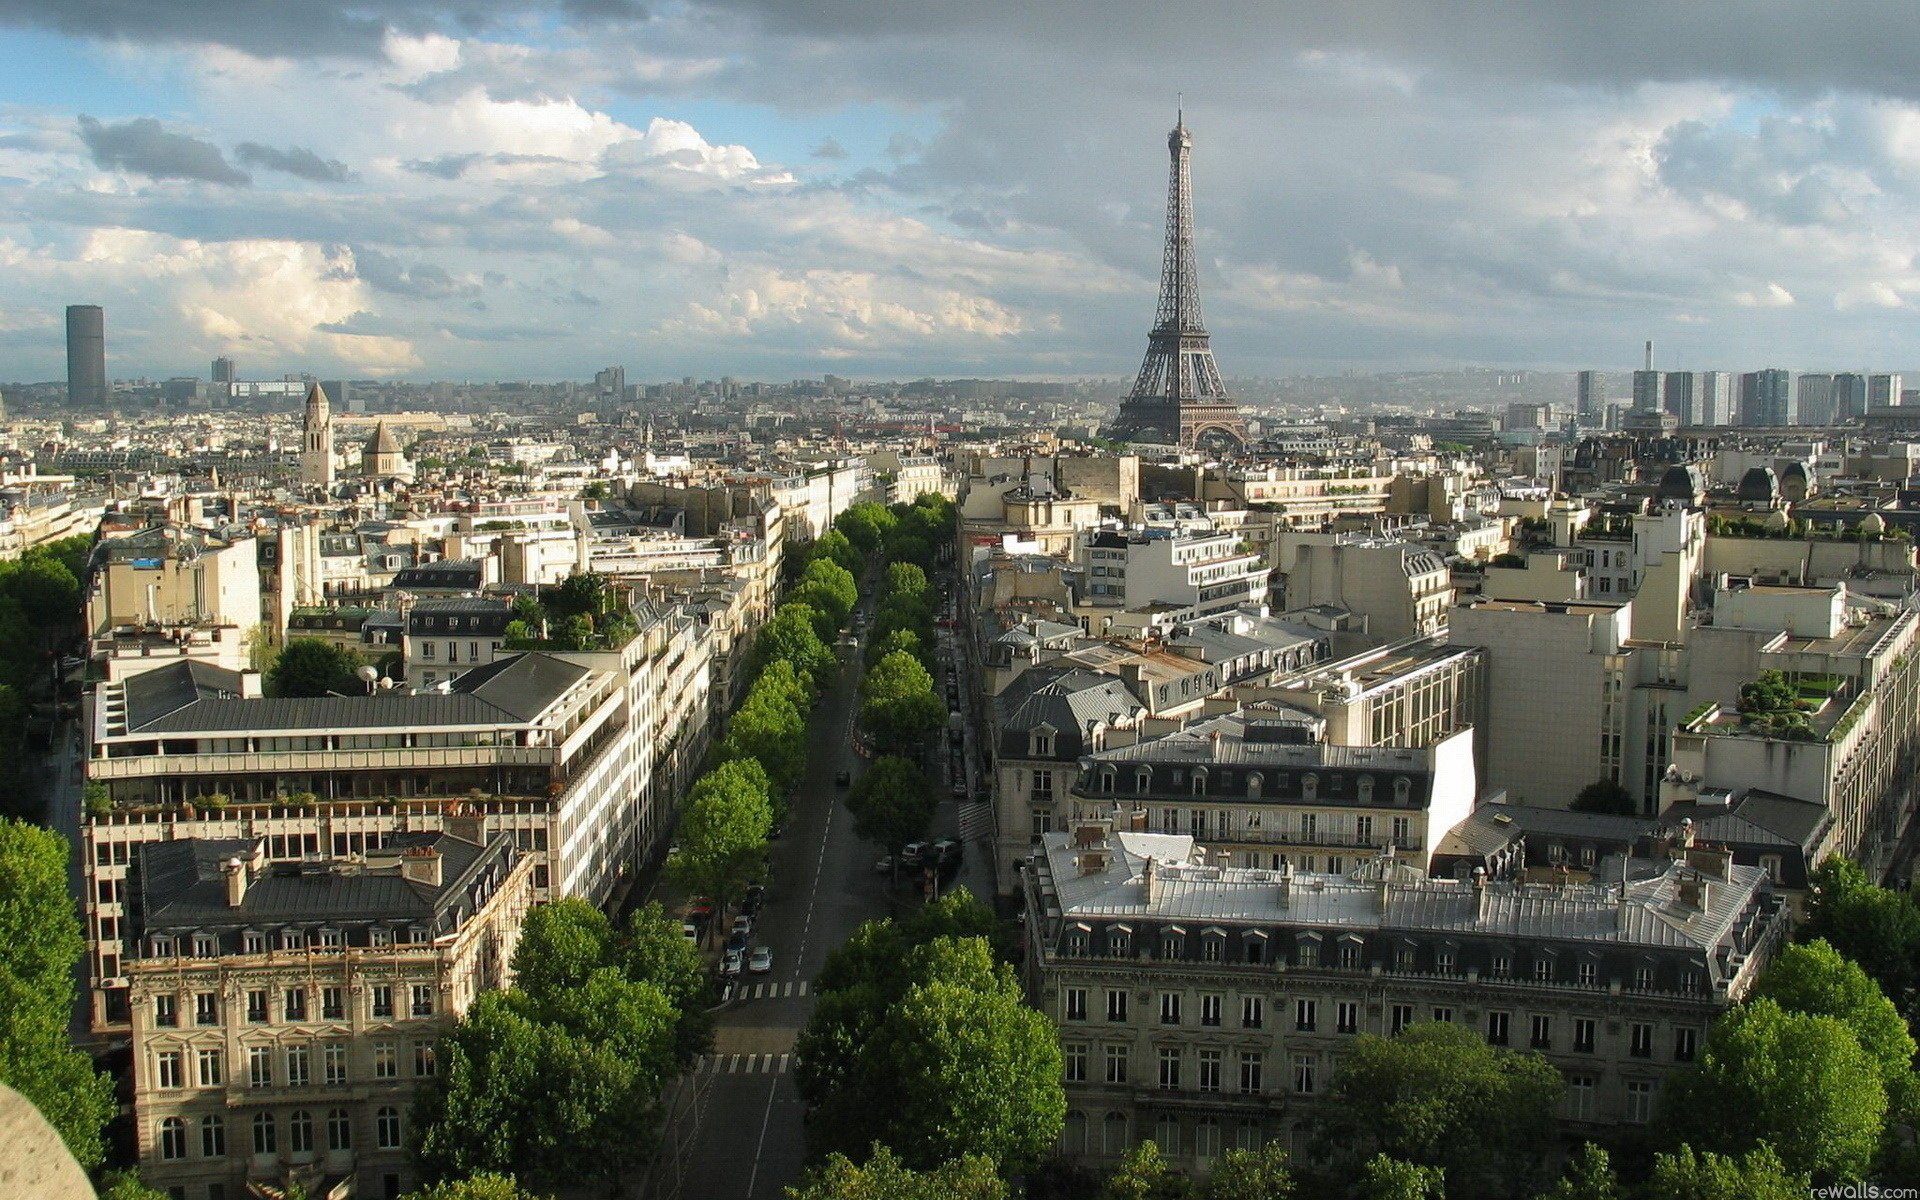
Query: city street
647 586 994 1200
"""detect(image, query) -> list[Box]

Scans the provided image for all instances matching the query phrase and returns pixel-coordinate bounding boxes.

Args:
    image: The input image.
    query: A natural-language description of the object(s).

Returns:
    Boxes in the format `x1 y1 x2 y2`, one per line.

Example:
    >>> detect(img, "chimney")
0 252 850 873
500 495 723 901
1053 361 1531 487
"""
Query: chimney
1129 807 1148 833
223 856 248 908
1277 861 1292 909
402 845 443 887
1143 857 1158 904
1376 877 1391 915
1678 817 1696 850
1644 339 1654 372
1471 866 1488 920
444 806 487 846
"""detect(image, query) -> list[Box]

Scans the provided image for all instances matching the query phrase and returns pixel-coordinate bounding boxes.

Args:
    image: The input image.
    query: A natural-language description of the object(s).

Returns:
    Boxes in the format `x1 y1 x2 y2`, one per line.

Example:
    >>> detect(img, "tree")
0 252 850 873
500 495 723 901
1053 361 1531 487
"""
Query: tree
799 558 859 625
755 604 837 684
547 573 607 620
845 756 935 854
1801 855 1920 1018
1534 1143 1617 1200
509 899 614 1008
266 637 365 697
801 936 1063 1172
83 779 112 819
860 650 944 754
883 562 929 603
0 820 114 1168
98 1170 169 1200
719 684 808 796
621 901 714 1064
835 503 896 556
1660 998 1885 1181
786 1145 1006 1200
1201 1145 1294 1200
1104 1141 1188 1200
669 760 775 920
1312 1021 1562 1198
401 1175 550 1200
1570 777 1634 815
810 528 866 577
1643 1145 1808 1200
1358 1156 1444 1200
1751 939 1918 1123
4 552 79 629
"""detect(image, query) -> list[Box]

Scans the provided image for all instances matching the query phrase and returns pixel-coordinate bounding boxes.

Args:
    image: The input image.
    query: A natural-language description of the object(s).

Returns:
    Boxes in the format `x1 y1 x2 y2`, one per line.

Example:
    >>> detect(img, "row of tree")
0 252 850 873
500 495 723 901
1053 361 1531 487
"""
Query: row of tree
0 535 92 815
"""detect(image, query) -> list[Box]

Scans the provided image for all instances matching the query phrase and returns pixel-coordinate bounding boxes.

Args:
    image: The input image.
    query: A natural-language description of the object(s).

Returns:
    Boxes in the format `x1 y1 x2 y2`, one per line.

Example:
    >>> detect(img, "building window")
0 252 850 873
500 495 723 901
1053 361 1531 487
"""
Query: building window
1103 1113 1129 1156
1066 930 1088 956
1104 1045 1128 1085
1064 1044 1087 1083
1239 1051 1264 1095
327 1108 353 1152
371 985 394 1019
196 1048 223 1087
411 985 435 1018
1491 953 1511 977
1391 815 1410 846
1106 989 1127 1023
1486 1011 1510 1046
1196 1116 1221 1164
322 987 344 1020
414 1043 437 1077
288 1110 314 1155
247 990 269 1024
248 1046 272 1087
1390 1004 1414 1035
159 1117 187 1161
1573 1018 1596 1053
1200 994 1222 1027
153 995 177 1028
1624 1081 1654 1124
252 1112 276 1156
324 1043 347 1086
1159 933 1183 960
374 1042 398 1079
1203 936 1222 963
1158 1047 1181 1090
376 1107 402 1151
1634 965 1655 991
285 988 307 1022
1064 988 1087 1022
1435 948 1455 975
1297 940 1319 968
155 1050 183 1090
1295 999 1316 1032
195 992 219 1026
286 1044 310 1087
1431 1006 1453 1024
1292 1054 1316 1095
1108 930 1131 959
1337 1001 1360 1035
1339 942 1362 970
1530 1015 1552 1050
1674 1028 1698 1062
1566 1074 1596 1121
1578 960 1598 987
1159 993 1181 1025
1242 996 1263 1030
1533 957 1555 983
243 932 267 955
1630 1023 1654 1058
1198 1049 1222 1093
200 1115 225 1158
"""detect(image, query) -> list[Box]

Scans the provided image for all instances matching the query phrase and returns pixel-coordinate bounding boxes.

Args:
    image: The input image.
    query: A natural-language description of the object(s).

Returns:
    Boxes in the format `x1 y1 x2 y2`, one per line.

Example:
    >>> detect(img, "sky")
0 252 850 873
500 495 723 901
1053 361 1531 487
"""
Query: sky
2 2 1919 384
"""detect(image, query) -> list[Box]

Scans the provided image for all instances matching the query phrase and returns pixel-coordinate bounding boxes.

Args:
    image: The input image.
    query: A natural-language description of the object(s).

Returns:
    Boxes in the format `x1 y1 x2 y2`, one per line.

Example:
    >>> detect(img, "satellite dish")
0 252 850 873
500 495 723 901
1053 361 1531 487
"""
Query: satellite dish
356 665 380 683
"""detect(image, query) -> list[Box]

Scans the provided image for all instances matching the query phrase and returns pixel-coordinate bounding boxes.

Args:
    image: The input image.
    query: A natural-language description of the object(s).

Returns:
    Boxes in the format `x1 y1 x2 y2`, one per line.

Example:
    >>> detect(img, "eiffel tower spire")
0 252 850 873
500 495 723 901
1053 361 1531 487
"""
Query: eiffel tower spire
1106 114 1247 451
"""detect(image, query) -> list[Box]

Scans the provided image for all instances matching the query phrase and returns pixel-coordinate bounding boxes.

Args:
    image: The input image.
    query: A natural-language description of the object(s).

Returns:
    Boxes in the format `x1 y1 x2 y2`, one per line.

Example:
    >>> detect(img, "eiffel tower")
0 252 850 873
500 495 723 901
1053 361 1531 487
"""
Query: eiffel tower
1105 114 1248 451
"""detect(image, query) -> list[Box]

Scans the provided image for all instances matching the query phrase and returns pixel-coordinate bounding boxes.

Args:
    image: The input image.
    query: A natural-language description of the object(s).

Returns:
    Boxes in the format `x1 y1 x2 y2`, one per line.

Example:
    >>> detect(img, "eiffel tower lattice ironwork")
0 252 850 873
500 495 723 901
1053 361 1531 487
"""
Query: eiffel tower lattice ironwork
1105 114 1248 450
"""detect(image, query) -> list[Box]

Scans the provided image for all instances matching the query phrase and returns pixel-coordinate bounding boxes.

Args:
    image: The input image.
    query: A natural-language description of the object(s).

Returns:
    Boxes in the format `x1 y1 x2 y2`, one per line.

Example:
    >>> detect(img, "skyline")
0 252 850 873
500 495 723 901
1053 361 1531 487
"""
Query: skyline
3 4 1920 383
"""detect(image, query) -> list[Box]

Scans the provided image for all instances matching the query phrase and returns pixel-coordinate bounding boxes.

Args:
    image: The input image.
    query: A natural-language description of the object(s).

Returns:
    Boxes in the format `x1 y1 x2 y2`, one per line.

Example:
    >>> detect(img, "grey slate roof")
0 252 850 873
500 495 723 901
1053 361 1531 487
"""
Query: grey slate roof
995 664 1143 760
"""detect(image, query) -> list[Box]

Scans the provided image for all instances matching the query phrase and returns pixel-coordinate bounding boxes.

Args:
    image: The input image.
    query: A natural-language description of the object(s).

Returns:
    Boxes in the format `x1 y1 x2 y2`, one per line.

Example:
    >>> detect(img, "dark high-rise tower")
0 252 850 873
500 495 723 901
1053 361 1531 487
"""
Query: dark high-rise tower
66 304 105 408
1105 115 1247 450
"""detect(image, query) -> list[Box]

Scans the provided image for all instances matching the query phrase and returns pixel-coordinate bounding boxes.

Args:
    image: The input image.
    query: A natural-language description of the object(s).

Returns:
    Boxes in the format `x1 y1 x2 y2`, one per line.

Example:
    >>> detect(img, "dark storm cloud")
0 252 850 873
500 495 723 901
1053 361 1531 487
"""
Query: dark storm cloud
810 138 848 160
77 115 249 185
350 246 480 299
234 142 354 182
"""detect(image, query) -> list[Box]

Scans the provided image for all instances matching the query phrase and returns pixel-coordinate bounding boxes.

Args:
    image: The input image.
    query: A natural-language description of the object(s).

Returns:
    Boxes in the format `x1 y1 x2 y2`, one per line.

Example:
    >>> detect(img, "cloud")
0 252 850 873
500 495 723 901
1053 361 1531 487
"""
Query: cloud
233 142 354 182
811 137 849 160
346 246 480 299
76 115 249 185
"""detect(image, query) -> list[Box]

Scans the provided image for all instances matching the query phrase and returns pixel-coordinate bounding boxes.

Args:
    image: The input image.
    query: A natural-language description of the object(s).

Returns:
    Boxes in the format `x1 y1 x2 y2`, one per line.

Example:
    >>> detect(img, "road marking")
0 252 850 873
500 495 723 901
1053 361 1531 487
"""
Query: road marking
743 1073 780 1197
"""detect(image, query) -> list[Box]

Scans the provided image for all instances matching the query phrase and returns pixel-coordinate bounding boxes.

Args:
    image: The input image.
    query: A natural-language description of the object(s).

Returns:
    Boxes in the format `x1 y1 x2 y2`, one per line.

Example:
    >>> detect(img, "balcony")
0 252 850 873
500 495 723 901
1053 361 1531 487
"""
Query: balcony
1172 829 1418 852
89 743 554 781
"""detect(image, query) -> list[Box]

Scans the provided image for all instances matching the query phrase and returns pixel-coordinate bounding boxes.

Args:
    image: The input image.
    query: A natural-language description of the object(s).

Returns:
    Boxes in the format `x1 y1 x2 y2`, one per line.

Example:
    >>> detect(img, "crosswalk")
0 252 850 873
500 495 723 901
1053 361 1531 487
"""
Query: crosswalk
958 801 995 842
697 1052 792 1076
732 980 810 1001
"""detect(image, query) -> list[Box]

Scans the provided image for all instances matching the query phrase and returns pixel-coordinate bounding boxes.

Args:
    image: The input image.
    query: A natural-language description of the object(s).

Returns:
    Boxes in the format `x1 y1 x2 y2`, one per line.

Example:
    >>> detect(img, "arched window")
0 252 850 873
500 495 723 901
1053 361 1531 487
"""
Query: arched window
200 1114 225 1158
1356 777 1374 804
1135 768 1152 793
1246 773 1263 798
326 1108 353 1151
288 1109 313 1155
376 1106 402 1150
1100 768 1116 794
1103 1112 1129 1155
251 1111 276 1155
159 1117 187 1161
1191 769 1208 796
1063 1111 1088 1156
1394 776 1412 804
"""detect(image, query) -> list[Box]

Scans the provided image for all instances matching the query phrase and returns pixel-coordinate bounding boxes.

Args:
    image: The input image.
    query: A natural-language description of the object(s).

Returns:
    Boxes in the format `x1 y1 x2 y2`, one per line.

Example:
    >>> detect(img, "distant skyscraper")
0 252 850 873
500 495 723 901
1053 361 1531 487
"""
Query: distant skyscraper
1740 368 1794 426
1796 373 1836 426
1698 371 1730 426
594 366 626 400
321 380 351 413
66 304 106 408
1575 370 1606 422
1663 371 1697 424
1631 341 1660 411
1104 114 1247 449
211 356 235 386
1870 372 1903 409
1832 373 1867 421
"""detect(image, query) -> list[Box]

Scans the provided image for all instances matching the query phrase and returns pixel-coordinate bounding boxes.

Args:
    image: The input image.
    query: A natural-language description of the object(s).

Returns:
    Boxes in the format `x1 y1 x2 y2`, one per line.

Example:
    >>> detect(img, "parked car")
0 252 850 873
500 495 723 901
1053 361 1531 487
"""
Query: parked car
901 842 929 865
726 930 749 954
748 945 773 974
835 770 852 787
932 838 963 867
731 914 754 939
873 854 894 874
721 948 744 976
685 898 715 921
742 885 766 916
681 921 701 944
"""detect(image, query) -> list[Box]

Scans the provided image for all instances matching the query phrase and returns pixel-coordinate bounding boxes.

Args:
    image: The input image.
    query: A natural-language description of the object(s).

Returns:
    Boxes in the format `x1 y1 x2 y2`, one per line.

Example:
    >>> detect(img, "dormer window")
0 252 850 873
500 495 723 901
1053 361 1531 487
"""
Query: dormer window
1108 927 1132 958
1302 774 1318 802
1394 777 1412 804
1247 773 1262 798
191 934 217 959
1356 777 1374 804
1099 769 1116 794
1135 768 1152 793
1029 724 1056 758
1191 769 1207 796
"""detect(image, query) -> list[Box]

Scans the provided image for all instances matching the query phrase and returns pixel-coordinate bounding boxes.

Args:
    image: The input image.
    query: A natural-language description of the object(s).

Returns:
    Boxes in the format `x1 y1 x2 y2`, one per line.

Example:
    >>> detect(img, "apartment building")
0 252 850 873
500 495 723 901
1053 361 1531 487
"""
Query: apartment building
1067 709 1477 874
1078 527 1271 621
404 597 514 688
1281 538 1452 642
87 525 262 641
126 828 534 1200
1261 636 1486 753
1024 825 1785 1172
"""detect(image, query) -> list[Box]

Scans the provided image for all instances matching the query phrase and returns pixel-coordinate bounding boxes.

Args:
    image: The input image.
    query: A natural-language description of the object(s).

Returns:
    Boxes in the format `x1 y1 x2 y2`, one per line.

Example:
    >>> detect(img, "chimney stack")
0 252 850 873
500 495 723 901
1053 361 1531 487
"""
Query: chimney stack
1277 860 1292 909
402 845 443 887
223 857 248 908
1143 857 1158 904
1471 866 1488 920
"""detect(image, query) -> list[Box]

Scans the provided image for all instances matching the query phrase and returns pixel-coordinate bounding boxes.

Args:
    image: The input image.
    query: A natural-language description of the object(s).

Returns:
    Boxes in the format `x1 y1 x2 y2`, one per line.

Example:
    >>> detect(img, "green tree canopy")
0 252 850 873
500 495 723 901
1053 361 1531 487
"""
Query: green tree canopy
1533 1143 1617 1200
785 1145 1006 1200
1569 777 1634 816
266 637 366 697
844 755 935 854
834 503 896 556
1312 1021 1562 1198
0 819 114 1168
1801 855 1920 1018
883 562 929 603
669 759 775 916
509 899 614 1008
1643 1144 1808 1200
401 1172 551 1200
1103 1140 1187 1200
811 528 866 576
621 901 713 1063
755 604 837 684
3 551 80 628
1358 1156 1444 1200
98 1171 169 1200
1660 997 1886 1181
1200 1144 1295 1200
1752 938 1918 1123
719 682 808 796
546 573 608 620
